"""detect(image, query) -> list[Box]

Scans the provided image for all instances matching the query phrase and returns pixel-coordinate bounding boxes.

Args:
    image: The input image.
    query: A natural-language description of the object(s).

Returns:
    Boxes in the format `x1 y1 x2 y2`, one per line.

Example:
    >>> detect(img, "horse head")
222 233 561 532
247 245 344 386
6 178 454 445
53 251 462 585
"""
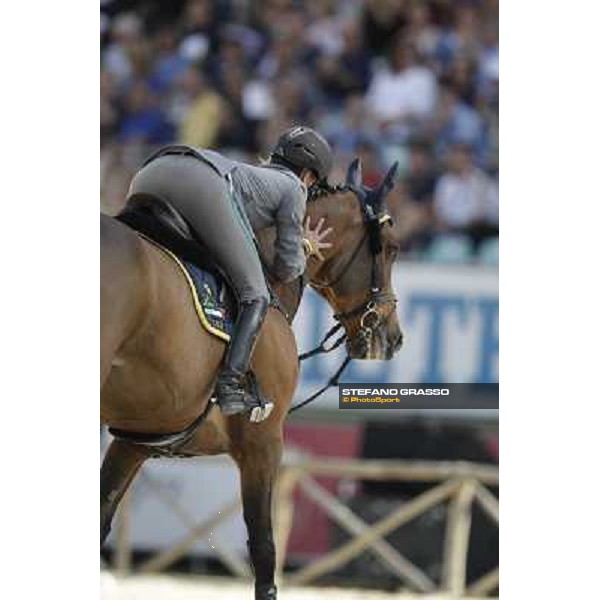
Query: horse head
305 158 403 360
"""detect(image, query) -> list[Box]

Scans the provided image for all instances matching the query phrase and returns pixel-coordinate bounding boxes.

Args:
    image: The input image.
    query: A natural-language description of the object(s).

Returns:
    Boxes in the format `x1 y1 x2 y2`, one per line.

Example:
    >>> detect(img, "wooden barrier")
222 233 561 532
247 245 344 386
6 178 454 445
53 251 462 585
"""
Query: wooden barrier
111 468 249 578
273 458 498 597
111 458 498 598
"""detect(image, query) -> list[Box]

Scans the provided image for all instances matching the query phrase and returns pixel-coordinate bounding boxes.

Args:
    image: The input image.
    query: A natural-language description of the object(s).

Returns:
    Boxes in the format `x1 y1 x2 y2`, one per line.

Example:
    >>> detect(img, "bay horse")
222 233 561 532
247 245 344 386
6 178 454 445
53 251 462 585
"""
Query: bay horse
100 159 403 600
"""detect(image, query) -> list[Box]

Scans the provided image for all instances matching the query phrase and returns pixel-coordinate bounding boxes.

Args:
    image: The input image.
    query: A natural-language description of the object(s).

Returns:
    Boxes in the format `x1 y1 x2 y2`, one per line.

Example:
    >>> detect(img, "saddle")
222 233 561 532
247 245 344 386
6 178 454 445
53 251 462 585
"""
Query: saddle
117 194 237 341
118 193 221 276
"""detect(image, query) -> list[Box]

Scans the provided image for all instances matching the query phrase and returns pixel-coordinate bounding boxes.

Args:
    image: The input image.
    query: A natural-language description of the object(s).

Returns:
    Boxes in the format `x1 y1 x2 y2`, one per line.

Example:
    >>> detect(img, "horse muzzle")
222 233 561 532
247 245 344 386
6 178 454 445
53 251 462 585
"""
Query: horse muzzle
346 303 403 360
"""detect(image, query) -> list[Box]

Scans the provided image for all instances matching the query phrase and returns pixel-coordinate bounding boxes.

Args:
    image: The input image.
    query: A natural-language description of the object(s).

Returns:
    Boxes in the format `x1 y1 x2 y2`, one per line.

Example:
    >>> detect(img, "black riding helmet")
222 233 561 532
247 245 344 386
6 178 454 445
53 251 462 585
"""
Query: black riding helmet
270 126 333 181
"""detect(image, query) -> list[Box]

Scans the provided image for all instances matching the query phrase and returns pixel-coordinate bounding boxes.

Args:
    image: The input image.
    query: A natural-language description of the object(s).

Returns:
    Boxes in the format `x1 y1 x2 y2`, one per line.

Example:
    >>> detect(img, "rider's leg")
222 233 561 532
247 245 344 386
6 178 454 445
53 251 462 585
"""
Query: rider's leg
127 155 270 416
216 295 269 415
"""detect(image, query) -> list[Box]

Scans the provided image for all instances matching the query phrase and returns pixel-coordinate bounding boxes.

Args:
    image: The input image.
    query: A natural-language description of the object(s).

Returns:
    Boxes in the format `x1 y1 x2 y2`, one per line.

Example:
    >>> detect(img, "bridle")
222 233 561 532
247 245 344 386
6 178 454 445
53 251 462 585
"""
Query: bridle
290 159 399 412
310 200 397 358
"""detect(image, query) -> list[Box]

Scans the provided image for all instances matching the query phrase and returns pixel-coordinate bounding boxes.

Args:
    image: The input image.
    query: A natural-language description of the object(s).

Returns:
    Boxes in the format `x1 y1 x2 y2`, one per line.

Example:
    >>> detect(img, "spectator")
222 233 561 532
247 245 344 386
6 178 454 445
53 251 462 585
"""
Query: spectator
430 81 488 167
321 94 378 159
404 2 441 66
215 67 257 152
119 80 174 145
365 41 437 129
102 12 144 89
210 33 252 90
361 0 408 58
405 138 438 206
175 68 224 148
395 138 439 252
314 18 372 105
477 22 499 106
434 4 481 71
148 25 190 94
448 54 479 107
305 2 346 57
180 0 217 55
253 1 307 45
256 34 305 81
433 142 498 242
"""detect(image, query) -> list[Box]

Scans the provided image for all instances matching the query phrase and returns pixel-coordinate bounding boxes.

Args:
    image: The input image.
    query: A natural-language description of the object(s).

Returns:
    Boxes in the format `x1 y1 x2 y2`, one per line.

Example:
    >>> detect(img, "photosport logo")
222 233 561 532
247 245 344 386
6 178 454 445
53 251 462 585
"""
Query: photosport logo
338 384 499 410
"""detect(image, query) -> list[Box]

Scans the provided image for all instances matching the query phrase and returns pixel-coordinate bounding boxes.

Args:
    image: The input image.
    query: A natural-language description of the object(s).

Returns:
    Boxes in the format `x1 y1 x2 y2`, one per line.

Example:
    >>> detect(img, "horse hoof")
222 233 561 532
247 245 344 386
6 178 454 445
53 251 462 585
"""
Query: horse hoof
255 583 277 599
250 402 274 423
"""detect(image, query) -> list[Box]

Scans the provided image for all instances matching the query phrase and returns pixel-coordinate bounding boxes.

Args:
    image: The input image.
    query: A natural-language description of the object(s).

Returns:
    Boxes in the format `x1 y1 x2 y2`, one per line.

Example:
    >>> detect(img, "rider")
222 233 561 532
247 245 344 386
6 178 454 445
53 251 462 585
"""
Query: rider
124 126 334 418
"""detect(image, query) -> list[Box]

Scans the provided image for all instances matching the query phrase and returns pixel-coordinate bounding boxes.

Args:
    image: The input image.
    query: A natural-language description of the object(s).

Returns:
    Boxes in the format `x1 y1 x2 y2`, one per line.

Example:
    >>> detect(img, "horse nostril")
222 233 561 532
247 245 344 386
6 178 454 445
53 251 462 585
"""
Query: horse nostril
395 331 404 350
385 330 403 356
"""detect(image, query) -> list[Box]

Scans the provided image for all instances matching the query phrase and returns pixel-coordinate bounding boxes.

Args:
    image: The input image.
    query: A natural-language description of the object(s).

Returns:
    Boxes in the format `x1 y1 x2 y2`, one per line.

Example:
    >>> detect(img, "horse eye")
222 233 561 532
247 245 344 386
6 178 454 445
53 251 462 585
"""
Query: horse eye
387 245 400 261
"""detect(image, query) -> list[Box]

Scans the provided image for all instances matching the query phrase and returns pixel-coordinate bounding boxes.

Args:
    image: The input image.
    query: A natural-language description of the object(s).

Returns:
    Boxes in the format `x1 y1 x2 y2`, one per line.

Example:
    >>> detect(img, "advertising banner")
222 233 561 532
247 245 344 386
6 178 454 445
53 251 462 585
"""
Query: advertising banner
293 262 498 414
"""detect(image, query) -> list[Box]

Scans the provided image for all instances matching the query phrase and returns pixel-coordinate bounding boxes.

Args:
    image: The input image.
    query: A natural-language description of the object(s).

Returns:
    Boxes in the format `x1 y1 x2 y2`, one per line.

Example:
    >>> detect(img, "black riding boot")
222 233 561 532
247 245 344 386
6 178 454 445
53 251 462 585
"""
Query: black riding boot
216 297 269 416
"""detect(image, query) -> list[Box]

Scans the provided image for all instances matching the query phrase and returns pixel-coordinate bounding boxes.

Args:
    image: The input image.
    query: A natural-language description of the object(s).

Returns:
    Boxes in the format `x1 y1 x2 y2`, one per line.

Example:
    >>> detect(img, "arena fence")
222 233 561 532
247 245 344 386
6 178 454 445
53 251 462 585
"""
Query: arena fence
110 458 498 598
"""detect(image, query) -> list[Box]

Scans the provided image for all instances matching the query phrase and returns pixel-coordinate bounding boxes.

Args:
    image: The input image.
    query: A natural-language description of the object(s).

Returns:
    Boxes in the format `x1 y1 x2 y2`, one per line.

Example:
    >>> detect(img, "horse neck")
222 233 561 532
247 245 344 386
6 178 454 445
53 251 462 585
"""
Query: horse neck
270 276 304 321
255 231 305 321
260 189 359 321
304 188 359 283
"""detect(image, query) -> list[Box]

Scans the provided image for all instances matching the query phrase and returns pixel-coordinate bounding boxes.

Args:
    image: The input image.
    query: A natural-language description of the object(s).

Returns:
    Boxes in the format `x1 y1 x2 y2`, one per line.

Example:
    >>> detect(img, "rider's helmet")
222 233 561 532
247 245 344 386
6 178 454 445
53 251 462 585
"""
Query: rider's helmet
270 126 333 181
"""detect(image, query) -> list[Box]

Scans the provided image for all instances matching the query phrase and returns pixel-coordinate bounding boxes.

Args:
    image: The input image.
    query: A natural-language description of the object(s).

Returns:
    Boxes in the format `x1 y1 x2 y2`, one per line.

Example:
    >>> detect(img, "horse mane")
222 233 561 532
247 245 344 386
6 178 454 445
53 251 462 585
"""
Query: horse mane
307 180 349 203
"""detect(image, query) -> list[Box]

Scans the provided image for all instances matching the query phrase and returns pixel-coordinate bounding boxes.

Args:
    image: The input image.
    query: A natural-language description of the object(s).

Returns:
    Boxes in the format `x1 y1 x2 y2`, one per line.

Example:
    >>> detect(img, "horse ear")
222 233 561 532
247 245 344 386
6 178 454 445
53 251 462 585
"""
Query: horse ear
378 162 399 201
346 158 362 189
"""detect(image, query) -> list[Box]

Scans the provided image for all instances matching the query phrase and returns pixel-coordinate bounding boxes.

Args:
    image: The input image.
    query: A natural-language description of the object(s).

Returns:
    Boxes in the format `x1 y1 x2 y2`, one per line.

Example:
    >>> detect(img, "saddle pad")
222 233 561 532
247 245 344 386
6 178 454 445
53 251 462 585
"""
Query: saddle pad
141 234 236 342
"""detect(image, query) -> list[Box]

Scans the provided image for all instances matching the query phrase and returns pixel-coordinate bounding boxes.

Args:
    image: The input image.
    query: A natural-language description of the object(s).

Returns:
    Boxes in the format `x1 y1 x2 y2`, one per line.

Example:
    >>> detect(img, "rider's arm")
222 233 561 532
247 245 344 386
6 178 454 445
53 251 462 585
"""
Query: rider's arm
272 180 307 283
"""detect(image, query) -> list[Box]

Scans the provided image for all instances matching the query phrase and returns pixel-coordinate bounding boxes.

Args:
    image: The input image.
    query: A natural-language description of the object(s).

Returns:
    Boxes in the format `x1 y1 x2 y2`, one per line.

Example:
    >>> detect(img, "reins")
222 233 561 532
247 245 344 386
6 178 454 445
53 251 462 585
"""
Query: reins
290 351 352 413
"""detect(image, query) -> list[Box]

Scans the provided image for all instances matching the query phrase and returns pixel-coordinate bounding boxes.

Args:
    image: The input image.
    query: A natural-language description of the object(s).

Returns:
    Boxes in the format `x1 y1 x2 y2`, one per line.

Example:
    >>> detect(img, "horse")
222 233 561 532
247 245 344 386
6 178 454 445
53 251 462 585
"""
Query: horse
100 158 403 600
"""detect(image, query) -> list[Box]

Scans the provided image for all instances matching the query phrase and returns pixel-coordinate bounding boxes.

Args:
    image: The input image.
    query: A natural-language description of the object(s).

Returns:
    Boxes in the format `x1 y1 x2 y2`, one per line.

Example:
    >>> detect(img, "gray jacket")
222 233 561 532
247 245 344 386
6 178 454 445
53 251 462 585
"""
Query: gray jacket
193 148 308 283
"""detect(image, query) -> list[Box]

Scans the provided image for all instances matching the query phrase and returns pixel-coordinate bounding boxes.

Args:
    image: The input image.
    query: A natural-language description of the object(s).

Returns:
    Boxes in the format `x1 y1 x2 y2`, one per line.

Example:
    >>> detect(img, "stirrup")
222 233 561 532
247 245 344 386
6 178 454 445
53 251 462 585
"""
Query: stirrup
246 372 275 423
217 373 274 423
219 393 274 423
248 399 275 423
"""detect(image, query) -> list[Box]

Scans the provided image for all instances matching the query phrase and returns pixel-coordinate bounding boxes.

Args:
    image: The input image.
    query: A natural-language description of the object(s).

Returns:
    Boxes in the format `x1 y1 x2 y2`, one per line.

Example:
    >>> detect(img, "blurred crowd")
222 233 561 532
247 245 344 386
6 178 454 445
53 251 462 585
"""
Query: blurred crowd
101 0 499 264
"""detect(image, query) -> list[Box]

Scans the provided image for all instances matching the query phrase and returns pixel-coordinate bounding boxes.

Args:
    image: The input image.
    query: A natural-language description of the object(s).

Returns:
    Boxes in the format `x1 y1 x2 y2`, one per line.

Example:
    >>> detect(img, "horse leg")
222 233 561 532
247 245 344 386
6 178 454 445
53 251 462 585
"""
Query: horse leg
100 439 149 547
234 431 283 600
